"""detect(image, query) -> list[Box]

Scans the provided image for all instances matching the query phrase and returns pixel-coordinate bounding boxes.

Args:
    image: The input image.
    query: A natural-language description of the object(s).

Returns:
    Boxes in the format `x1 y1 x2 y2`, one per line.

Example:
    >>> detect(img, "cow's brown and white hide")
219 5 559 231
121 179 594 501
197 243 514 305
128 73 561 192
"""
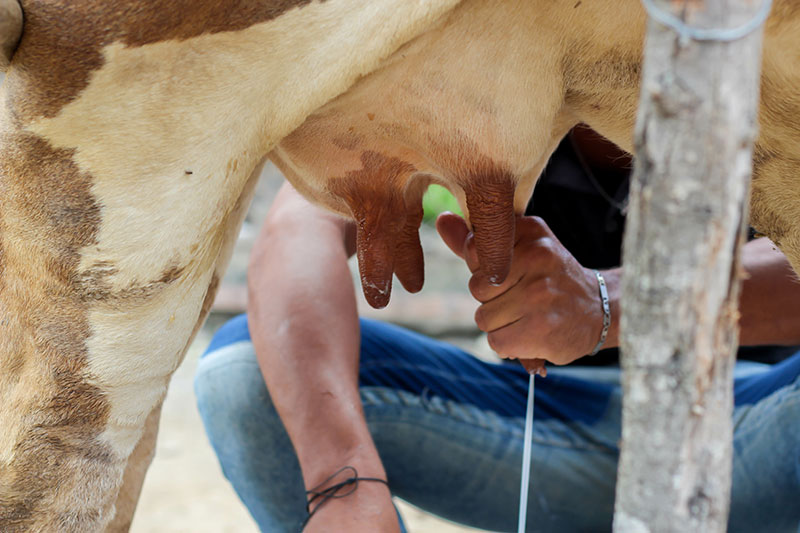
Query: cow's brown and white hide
0 0 21 71
0 0 799 532
0 1 462 530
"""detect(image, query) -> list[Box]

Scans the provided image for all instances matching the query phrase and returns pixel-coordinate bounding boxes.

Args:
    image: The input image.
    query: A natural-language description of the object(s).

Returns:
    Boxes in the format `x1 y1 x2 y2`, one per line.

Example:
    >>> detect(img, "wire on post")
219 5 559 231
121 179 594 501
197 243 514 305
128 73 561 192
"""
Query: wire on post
640 0 773 43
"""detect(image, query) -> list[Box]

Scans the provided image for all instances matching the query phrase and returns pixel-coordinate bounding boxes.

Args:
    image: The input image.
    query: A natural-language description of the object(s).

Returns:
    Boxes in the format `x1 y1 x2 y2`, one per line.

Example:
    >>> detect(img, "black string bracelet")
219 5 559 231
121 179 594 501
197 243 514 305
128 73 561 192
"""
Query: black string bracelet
300 466 390 531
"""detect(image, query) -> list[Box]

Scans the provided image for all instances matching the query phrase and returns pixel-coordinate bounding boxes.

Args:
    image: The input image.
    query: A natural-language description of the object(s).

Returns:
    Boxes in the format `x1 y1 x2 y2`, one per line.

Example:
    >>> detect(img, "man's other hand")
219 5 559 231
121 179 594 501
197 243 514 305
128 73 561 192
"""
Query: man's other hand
436 213 606 366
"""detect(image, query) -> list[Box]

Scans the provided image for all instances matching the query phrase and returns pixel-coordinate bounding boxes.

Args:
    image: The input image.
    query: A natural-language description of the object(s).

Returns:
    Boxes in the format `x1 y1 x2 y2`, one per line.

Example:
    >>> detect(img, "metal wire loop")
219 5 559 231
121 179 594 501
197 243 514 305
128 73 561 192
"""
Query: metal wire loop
641 0 774 42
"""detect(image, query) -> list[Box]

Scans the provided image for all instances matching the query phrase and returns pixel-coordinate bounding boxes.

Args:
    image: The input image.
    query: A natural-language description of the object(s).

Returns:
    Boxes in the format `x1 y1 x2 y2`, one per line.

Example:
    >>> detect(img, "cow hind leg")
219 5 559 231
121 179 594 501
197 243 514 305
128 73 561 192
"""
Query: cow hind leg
0 133 263 531
107 403 162 533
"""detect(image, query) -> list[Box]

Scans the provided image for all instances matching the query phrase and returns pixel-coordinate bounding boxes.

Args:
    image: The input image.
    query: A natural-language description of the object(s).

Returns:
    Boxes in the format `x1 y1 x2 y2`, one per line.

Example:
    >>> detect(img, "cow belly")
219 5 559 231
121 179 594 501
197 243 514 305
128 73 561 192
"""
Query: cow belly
271 0 575 308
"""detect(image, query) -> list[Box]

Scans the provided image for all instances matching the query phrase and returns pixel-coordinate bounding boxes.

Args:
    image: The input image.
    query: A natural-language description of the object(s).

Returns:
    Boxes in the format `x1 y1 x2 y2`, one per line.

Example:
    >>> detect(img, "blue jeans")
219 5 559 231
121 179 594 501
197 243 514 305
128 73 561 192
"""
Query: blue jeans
195 316 800 532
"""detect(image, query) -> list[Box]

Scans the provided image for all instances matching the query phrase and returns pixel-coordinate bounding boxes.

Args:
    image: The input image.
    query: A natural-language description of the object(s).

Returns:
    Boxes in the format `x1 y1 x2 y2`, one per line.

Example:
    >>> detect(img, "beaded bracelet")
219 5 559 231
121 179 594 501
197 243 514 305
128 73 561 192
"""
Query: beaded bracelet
589 270 611 356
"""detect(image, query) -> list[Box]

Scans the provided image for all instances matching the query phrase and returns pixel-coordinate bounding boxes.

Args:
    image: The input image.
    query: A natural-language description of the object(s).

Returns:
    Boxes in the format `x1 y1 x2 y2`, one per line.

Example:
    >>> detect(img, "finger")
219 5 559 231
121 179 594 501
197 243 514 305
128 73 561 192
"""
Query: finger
467 234 549 303
486 316 565 369
516 215 553 238
467 262 524 303
436 212 481 273
462 233 481 274
435 212 470 260
473 289 527 332
394 203 425 293
468 229 559 303
464 180 516 286
487 318 539 360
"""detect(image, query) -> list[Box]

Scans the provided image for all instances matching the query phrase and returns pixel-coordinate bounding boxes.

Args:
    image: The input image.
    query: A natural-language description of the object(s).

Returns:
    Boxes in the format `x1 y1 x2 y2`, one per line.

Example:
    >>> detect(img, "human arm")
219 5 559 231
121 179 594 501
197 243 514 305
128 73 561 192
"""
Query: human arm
248 182 399 532
437 212 800 366
738 236 800 346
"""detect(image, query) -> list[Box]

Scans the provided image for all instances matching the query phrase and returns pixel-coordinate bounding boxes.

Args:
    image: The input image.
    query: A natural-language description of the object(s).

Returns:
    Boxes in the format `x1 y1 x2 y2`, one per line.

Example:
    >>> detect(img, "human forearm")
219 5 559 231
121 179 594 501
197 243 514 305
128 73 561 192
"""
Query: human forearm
596 238 800 350
738 237 800 345
247 185 384 489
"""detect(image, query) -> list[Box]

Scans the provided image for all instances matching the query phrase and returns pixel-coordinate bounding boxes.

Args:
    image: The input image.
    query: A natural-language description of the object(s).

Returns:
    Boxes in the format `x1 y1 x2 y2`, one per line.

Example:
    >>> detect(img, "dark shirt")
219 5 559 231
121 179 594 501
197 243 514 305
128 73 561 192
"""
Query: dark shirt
527 136 796 366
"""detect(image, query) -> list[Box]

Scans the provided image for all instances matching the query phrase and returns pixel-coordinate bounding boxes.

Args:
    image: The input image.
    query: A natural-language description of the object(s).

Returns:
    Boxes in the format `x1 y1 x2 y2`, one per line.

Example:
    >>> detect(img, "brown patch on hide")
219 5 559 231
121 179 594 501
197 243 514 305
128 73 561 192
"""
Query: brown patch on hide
74 260 117 301
158 264 185 284
74 261 187 304
8 0 322 120
328 151 421 309
0 131 114 530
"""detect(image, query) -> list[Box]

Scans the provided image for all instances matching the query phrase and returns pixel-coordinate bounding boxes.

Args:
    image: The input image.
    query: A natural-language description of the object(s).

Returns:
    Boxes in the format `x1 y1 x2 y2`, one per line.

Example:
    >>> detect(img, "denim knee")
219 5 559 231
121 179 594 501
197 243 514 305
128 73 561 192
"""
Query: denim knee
194 341 308 531
194 342 278 474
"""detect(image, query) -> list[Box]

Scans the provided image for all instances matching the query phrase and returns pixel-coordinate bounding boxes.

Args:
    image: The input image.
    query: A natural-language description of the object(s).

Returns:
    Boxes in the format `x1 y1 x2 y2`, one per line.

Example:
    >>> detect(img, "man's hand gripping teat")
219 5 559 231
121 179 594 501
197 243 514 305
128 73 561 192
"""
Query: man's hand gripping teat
436 213 620 372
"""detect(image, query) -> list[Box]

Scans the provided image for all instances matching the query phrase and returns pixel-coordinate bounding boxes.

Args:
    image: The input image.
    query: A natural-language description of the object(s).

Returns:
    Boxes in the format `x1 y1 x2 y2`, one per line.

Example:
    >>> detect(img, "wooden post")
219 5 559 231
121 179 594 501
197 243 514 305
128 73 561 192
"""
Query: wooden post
613 1 768 532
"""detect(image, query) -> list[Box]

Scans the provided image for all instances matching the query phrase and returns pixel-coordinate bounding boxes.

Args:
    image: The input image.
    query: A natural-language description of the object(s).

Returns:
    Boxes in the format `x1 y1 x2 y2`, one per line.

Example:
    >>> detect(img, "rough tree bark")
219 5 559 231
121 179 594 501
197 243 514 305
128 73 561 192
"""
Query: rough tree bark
613 1 767 532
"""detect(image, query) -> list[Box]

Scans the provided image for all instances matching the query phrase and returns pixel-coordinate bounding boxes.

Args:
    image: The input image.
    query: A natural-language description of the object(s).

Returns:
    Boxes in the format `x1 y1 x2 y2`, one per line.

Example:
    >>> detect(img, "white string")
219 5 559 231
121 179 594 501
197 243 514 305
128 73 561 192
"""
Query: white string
517 373 535 533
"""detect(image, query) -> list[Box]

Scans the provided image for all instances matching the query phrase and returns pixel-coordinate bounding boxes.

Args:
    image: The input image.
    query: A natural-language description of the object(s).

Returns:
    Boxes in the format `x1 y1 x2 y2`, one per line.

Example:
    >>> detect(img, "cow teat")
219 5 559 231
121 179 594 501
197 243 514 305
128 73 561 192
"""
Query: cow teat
0 0 22 72
330 153 521 309
393 180 426 295
329 151 425 309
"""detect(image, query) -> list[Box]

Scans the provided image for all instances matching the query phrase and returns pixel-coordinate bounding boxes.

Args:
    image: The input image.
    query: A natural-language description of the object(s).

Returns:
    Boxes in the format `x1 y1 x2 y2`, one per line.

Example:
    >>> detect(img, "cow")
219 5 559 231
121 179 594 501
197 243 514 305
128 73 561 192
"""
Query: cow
0 0 798 531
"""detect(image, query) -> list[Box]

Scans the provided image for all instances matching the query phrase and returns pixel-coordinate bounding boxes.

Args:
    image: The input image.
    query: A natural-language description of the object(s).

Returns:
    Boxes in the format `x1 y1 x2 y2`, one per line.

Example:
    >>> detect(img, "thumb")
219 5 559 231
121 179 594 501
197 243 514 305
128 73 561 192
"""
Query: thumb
435 212 470 260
